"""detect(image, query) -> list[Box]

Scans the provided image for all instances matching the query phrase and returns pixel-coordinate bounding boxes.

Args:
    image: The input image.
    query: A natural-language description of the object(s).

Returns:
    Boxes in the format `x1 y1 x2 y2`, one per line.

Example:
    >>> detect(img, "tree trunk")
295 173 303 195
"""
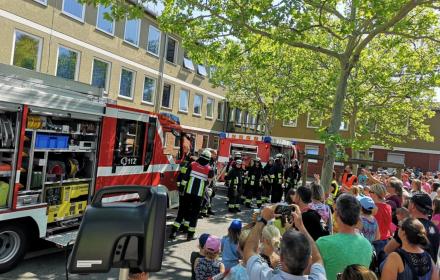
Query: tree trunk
321 60 352 192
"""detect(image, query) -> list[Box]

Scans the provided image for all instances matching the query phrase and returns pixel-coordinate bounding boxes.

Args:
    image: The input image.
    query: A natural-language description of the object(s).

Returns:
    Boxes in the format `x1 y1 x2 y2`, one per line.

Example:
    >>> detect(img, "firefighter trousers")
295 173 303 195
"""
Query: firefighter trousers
245 184 262 207
172 194 203 235
228 185 240 210
262 181 271 202
271 184 283 203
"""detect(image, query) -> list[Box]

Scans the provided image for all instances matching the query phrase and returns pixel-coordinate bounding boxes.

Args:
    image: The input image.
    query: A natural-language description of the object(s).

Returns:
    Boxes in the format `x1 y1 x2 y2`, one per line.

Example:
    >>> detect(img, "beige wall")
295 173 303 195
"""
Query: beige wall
0 0 226 133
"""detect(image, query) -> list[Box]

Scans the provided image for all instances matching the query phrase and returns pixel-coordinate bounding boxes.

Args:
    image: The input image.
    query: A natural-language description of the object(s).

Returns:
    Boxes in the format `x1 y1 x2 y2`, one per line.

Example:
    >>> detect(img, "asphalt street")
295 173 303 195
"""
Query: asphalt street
0 194 253 280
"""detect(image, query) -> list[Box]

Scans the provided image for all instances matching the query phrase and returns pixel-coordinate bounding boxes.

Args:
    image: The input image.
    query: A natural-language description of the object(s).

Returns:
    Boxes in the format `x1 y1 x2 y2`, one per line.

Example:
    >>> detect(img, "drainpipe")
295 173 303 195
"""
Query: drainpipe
223 101 230 132
154 33 167 113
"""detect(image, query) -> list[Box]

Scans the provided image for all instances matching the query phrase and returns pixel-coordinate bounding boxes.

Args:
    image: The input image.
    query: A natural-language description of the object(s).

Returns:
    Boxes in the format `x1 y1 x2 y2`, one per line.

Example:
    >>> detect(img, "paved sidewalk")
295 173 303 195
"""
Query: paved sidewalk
0 194 253 280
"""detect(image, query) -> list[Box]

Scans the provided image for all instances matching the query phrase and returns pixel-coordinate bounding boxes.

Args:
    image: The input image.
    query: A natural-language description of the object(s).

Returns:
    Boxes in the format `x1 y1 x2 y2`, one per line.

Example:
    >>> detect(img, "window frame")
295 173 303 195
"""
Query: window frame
307 113 322 129
96 4 115 36
161 83 174 109
174 134 181 148
197 65 208 77
212 136 219 150
62 0 85 22
113 119 146 167
55 45 80 81
146 25 161 57
229 108 235 122
305 145 320 163
183 56 195 71
193 94 203 116
11 29 43 71
283 118 298 127
142 76 156 105
217 101 225 121
202 135 209 149
33 0 48 6
206 97 214 119
123 18 141 47
90 57 111 92
235 109 242 126
165 36 178 64
178 88 189 113
118 67 136 100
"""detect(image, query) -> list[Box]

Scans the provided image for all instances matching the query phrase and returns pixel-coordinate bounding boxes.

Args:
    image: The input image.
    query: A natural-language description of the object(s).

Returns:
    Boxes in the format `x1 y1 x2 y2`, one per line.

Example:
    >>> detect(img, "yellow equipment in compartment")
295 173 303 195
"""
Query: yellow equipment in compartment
47 183 89 223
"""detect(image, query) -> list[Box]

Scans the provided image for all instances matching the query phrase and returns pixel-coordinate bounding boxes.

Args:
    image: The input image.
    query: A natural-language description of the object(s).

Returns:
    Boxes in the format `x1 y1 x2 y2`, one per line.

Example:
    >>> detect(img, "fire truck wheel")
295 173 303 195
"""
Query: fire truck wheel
0 224 28 273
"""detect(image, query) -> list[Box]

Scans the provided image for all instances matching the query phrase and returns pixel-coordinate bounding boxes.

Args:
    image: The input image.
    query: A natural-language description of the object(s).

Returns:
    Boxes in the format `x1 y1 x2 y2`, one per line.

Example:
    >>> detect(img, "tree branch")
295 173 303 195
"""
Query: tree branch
383 31 440 43
303 0 348 21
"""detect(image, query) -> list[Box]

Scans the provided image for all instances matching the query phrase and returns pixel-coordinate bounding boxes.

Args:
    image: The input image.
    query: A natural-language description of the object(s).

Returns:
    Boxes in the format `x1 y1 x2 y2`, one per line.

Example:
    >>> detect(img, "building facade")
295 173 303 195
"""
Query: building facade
0 0 227 159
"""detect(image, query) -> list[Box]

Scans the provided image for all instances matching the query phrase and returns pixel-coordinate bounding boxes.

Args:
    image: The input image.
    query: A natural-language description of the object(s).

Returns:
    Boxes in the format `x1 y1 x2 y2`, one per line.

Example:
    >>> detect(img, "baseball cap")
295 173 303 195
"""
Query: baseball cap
229 219 242 231
198 233 210 248
410 193 433 214
205 235 221 253
358 196 375 210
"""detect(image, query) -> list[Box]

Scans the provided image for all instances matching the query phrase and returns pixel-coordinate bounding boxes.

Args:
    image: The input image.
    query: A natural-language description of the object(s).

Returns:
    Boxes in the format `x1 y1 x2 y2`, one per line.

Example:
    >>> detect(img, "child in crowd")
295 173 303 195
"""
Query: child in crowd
195 235 225 280
260 224 281 269
190 233 210 280
350 185 362 199
432 198 440 231
221 220 242 270
358 196 380 243
223 229 251 280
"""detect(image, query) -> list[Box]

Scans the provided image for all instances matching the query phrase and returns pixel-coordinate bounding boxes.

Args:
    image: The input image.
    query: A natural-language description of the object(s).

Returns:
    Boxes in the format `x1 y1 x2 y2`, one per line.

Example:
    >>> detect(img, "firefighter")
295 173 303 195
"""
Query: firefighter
284 159 301 198
170 149 214 240
262 157 274 203
270 154 284 203
244 157 264 208
225 159 244 213
223 152 242 207
200 156 217 217
242 158 254 205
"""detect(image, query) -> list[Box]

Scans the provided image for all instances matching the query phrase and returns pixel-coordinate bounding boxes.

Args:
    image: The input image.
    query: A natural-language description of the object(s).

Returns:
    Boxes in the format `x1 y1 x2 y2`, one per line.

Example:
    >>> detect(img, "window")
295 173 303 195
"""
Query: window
147 25 160 56
163 133 168 147
305 145 319 163
250 115 256 129
183 55 195 71
235 109 242 126
113 119 146 166
91 58 110 91
12 30 42 71
213 136 219 150
229 108 235 121
193 94 202 115
243 112 249 127
142 76 156 104
161 83 173 109
209 66 216 79
387 153 405 165
33 0 47 5
283 118 297 127
174 135 180 148
56 46 79 80
206 98 214 118
217 102 225 121
119 68 135 99
358 150 374 161
166 37 177 63
124 19 140 46
96 5 114 35
307 113 322 128
179 89 189 112
202 135 209 149
62 0 85 22
197 65 207 76
340 120 349 131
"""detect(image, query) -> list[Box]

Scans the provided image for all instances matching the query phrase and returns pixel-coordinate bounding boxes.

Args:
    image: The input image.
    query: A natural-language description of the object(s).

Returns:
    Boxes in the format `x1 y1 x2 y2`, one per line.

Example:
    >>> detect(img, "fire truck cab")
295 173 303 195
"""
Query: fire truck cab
0 64 183 272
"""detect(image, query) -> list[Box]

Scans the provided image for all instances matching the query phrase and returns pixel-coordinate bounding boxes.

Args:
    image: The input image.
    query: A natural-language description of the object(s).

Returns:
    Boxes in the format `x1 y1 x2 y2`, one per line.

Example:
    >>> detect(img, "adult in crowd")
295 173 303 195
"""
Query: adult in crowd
421 176 431 193
369 184 392 260
386 178 403 226
244 205 326 280
316 194 372 280
310 182 333 234
384 193 439 262
411 179 423 194
430 180 440 200
341 165 358 193
260 225 281 269
293 186 329 240
339 264 378 280
381 218 439 280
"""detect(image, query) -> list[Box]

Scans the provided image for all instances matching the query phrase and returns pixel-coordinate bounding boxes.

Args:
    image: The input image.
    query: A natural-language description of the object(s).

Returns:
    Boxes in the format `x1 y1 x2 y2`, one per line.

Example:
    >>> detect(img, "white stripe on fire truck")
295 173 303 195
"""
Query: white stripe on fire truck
96 164 179 177
15 171 20 183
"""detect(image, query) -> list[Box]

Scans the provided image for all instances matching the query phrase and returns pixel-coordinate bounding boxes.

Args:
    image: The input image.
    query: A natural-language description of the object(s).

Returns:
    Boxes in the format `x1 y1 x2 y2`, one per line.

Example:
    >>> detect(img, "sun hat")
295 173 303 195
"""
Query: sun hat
205 235 221 253
229 219 242 231
198 233 210 248
358 196 375 210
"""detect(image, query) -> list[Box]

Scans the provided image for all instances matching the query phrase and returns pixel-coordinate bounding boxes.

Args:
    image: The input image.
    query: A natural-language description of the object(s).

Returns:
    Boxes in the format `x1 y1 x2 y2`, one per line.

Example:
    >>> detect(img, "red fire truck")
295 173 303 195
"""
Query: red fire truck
216 132 296 179
0 64 186 272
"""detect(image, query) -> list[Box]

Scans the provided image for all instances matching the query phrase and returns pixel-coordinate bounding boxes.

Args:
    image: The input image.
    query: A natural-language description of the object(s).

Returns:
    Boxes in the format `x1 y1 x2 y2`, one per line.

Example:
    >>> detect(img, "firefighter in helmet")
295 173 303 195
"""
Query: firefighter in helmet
225 159 244 213
244 157 264 208
262 157 274 203
170 149 214 240
270 154 284 203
